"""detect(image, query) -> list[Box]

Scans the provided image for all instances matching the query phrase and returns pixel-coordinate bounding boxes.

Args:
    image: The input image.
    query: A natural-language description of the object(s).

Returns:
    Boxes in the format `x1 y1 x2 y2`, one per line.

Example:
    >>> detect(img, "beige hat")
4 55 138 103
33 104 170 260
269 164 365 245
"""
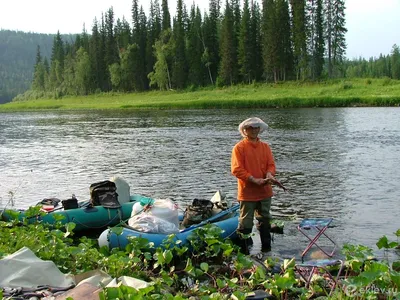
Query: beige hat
238 117 268 137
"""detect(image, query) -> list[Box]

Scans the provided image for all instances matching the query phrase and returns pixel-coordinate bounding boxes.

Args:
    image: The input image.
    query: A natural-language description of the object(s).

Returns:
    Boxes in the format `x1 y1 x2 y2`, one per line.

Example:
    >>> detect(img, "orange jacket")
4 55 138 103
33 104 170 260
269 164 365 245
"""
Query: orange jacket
231 138 276 201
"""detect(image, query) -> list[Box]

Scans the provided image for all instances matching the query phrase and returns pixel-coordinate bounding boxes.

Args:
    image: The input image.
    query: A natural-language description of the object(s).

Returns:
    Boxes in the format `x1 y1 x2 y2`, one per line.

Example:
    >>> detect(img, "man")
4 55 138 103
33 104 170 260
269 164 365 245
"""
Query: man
231 117 276 254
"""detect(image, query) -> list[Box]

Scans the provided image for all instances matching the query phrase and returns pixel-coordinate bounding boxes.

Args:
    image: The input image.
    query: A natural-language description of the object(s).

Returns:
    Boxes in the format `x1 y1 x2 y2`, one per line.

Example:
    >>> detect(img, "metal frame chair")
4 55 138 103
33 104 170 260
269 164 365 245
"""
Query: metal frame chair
295 259 344 296
297 218 337 261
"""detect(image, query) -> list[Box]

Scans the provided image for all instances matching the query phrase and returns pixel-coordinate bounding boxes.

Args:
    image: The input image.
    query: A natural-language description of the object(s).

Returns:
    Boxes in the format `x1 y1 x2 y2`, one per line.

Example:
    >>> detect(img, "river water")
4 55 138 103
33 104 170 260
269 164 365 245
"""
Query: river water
0 108 399 259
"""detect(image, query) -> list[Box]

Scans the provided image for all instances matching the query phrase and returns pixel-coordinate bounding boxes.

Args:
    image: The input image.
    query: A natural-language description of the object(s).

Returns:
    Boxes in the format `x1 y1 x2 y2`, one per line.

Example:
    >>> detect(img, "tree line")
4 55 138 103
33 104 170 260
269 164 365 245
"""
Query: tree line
27 0 399 98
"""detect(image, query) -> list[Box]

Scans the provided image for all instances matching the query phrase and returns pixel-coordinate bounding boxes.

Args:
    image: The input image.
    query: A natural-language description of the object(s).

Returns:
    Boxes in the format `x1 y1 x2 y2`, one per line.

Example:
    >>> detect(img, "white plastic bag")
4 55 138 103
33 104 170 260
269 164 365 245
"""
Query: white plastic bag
128 199 180 233
128 214 179 234
110 176 131 204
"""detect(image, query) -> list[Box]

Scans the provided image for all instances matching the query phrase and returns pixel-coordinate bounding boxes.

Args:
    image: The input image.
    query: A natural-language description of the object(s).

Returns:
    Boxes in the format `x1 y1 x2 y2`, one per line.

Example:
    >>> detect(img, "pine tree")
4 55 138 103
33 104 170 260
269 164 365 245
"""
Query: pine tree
250 0 263 81
88 19 104 92
290 0 308 80
132 1 148 90
391 44 400 79
202 0 221 85
262 0 278 82
32 45 46 91
49 31 65 90
325 0 347 78
146 0 162 78
104 7 120 90
219 0 237 86
311 0 325 79
35 45 42 66
331 0 347 77
171 0 187 89
187 5 205 86
238 0 253 83
162 0 171 30
115 17 131 51
275 0 293 81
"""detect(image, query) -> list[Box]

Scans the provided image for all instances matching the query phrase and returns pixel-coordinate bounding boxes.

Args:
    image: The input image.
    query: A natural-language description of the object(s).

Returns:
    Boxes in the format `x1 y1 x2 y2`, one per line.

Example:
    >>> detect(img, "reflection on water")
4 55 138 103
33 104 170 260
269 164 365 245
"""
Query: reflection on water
0 108 399 259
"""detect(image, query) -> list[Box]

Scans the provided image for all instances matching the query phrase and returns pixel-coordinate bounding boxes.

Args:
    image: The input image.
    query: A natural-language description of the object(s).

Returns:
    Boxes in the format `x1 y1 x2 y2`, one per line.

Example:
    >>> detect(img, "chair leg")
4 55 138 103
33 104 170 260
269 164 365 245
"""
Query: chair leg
295 260 344 296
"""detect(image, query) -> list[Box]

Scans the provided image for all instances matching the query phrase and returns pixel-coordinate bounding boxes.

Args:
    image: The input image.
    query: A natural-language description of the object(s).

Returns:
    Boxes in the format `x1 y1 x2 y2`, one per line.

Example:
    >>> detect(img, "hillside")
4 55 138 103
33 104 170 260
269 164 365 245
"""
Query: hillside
0 30 75 103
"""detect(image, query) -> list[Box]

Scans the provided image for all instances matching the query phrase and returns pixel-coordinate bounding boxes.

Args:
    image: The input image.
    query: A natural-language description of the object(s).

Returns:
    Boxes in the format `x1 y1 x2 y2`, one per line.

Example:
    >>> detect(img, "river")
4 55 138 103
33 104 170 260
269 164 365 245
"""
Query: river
1 108 399 259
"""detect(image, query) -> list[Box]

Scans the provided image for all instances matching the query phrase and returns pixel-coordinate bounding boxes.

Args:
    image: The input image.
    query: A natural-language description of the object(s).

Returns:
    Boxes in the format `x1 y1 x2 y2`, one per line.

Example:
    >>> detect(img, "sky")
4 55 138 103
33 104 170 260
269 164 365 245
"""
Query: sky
1 0 399 59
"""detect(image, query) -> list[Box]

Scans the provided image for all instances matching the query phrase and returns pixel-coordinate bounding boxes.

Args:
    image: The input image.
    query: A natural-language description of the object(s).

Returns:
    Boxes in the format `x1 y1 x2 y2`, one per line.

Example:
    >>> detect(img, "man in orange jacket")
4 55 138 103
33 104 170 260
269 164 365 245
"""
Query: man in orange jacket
231 117 276 254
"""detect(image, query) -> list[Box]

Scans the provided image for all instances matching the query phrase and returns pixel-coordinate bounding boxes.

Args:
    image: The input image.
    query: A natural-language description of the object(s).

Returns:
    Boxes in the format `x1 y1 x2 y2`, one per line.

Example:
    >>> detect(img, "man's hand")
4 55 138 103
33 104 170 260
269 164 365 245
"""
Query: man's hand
263 172 276 185
248 176 266 186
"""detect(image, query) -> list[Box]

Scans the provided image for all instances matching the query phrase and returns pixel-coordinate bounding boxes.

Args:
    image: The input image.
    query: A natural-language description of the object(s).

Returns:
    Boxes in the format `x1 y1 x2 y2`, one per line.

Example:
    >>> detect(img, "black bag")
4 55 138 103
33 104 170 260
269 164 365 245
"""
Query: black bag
62 196 78 210
89 180 120 208
181 199 214 228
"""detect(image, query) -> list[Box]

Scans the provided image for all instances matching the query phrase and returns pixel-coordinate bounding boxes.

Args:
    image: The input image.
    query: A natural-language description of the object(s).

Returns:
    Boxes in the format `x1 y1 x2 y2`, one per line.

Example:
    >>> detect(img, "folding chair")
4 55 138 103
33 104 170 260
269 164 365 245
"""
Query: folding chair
295 259 344 295
297 218 337 261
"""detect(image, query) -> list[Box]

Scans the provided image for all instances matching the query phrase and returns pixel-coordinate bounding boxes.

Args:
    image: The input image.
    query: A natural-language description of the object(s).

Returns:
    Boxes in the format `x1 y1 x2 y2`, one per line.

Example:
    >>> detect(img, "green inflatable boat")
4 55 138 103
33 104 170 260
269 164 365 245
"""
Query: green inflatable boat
0 194 150 232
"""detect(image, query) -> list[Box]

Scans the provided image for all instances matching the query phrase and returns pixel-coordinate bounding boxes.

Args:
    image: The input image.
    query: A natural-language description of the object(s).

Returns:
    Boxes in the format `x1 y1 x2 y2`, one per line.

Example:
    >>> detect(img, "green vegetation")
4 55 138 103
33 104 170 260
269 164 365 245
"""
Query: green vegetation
2 0 399 107
0 214 399 299
1 79 399 111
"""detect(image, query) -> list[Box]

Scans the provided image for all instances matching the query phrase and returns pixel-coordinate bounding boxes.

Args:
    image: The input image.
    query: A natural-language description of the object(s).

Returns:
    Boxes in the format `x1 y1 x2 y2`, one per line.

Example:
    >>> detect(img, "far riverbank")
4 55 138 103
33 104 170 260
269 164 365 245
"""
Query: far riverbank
1 78 400 111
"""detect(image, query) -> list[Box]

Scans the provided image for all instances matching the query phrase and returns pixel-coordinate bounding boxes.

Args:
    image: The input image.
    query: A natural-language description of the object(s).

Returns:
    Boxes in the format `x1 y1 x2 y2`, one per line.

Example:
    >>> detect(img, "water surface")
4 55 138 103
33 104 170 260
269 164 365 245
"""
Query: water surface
1 108 399 259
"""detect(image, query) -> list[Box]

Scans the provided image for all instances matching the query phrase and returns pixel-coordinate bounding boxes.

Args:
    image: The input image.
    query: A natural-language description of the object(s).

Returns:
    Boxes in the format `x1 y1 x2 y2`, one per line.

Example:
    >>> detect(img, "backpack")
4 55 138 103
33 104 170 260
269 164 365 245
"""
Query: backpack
181 199 214 228
89 180 120 208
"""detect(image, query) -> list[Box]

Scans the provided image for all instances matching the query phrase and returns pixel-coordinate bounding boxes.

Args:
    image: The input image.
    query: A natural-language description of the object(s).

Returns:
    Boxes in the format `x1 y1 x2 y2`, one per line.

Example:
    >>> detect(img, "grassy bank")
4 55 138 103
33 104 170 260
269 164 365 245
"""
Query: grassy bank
1 78 400 111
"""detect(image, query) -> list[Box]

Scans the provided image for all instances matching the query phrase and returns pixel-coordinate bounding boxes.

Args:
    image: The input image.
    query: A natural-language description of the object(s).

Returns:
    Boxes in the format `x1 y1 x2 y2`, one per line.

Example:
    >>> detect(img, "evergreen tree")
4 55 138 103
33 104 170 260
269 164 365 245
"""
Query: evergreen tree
35 45 42 66
275 0 293 81
146 0 162 78
311 0 325 79
104 7 120 90
202 0 221 85
325 0 347 77
391 44 400 79
115 17 131 51
32 45 46 91
250 0 263 81
88 19 105 92
331 0 347 77
238 0 253 83
219 0 237 85
132 1 148 90
290 0 308 80
48 31 65 91
171 0 187 89
231 0 241 81
162 0 171 30
187 5 205 86
262 0 278 82
81 24 90 53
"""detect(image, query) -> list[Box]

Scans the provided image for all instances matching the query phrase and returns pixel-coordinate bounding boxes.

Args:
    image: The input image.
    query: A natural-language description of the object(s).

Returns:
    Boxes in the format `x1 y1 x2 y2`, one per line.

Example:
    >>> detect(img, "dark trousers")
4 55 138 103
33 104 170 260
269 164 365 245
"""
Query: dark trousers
236 198 272 253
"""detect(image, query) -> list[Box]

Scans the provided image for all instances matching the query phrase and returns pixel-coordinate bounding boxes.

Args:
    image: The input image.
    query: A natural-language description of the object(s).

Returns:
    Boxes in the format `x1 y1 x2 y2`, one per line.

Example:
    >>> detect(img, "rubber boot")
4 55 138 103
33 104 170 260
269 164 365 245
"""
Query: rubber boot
236 228 253 255
258 222 272 252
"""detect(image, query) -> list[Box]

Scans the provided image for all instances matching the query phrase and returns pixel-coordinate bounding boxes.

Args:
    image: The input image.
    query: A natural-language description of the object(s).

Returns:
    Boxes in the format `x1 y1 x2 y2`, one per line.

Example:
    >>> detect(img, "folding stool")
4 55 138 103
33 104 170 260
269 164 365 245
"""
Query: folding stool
297 218 337 261
295 259 344 295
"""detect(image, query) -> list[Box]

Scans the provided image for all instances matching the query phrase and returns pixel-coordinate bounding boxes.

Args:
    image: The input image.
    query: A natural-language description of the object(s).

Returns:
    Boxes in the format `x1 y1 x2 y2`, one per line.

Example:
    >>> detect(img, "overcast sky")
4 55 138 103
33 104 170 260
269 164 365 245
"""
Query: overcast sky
1 0 399 59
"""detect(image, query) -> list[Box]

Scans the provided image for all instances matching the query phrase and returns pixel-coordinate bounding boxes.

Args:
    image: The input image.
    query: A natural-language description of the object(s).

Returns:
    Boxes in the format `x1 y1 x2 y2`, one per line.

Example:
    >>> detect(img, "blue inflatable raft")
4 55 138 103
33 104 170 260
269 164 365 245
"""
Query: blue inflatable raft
98 204 240 249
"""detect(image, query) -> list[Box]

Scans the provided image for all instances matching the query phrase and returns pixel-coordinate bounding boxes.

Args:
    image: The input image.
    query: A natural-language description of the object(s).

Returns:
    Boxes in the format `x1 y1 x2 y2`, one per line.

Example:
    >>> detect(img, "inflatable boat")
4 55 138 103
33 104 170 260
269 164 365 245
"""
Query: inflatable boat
98 204 240 249
0 194 150 232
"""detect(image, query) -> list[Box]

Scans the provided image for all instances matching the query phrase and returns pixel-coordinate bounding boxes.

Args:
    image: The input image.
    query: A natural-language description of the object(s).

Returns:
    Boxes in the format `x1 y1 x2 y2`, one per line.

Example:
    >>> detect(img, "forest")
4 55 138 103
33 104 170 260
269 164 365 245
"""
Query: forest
1 0 400 104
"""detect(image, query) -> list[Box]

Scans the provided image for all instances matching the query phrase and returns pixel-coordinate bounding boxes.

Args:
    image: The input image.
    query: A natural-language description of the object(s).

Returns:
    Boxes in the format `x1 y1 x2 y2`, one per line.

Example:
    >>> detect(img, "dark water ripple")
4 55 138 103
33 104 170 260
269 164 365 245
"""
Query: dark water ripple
0 108 399 260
